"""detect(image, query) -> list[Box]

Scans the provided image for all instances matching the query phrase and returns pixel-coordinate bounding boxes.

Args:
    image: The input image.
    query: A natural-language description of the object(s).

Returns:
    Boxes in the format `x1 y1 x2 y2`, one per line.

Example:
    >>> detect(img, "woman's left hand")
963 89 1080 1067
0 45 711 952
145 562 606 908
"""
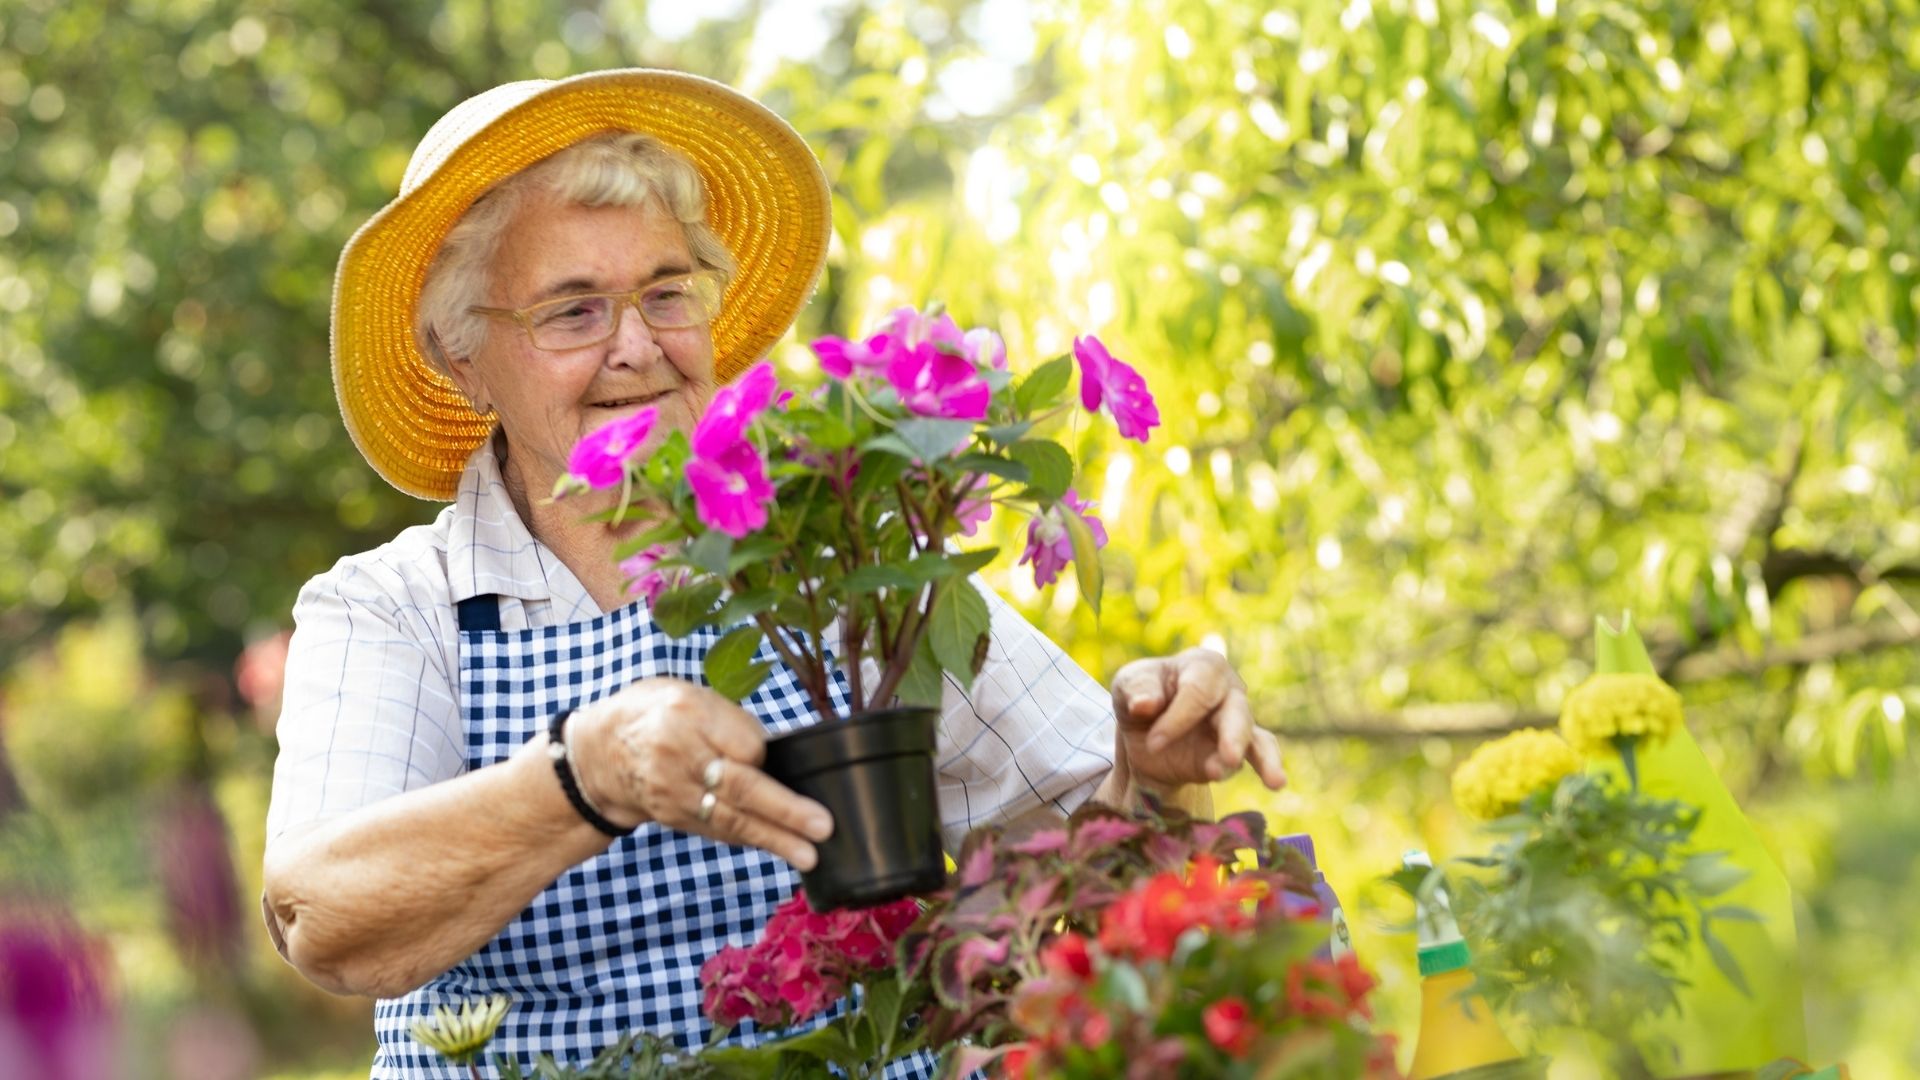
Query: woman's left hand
1109 647 1287 793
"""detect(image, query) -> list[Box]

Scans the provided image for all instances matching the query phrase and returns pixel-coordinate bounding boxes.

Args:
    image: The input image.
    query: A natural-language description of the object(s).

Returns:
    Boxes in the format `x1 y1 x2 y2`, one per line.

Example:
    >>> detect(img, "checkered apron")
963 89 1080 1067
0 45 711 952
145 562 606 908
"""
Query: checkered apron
371 595 939 1078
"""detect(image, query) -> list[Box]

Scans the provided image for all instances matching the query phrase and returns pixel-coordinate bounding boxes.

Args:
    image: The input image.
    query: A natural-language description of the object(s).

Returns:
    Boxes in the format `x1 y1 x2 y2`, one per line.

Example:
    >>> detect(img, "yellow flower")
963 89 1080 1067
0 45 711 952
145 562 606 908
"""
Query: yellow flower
1558 672 1684 756
408 994 511 1066
1451 728 1581 820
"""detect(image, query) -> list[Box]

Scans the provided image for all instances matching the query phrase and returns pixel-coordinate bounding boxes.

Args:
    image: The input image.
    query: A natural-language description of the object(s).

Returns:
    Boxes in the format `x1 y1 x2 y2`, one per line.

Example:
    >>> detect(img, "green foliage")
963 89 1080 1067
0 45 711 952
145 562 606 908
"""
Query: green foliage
1443 772 1753 1069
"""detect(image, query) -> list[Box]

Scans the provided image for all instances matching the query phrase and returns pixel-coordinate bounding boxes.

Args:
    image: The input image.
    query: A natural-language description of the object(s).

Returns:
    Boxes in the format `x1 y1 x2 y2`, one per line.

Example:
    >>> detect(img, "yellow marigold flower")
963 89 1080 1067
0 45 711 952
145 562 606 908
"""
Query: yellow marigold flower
1451 729 1580 820
1558 672 1684 756
408 994 511 1065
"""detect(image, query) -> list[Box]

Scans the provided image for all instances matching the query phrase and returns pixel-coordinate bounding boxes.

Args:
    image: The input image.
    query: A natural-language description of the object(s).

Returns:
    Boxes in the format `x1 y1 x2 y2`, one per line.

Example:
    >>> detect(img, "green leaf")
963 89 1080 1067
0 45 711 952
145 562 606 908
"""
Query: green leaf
1014 354 1074 413
928 577 990 682
893 417 976 462
983 421 1034 444
949 453 1030 484
715 588 780 624
704 624 771 701
1060 505 1104 615
899 547 998 584
684 530 734 576
862 433 923 460
894 633 945 709
612 519 688 560
1009 441 1073 500
727 537 786 574
1699 921 1753 997
844 564 919 592
652 581 725 638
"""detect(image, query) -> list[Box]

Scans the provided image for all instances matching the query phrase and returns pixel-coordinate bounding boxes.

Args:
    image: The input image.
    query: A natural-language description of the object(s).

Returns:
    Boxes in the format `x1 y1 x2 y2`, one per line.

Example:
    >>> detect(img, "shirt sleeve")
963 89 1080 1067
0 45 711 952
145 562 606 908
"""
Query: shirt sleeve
931 578 1115 851
263 556 467 847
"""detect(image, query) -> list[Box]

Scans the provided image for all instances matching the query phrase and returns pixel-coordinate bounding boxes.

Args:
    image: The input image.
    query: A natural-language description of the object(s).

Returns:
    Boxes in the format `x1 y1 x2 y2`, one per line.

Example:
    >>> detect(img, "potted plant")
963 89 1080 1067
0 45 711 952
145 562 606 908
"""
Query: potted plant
555 305 1159 908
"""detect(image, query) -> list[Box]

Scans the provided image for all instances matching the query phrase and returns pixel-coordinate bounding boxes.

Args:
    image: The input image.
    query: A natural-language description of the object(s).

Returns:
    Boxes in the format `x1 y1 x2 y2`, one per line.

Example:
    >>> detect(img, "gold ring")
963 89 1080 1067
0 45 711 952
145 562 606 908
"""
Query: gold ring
697 791 718 823
702 758 725 791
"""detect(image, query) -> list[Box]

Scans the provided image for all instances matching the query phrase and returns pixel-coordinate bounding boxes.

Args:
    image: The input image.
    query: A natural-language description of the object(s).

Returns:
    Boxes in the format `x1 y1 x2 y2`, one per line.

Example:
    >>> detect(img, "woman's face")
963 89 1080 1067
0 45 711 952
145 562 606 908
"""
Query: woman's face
446 191 718 494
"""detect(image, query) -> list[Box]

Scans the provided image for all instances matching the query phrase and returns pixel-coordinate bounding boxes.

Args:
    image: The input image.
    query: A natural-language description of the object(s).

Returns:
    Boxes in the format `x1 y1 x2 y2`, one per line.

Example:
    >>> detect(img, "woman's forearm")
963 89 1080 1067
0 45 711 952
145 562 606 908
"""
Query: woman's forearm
262 733 611 998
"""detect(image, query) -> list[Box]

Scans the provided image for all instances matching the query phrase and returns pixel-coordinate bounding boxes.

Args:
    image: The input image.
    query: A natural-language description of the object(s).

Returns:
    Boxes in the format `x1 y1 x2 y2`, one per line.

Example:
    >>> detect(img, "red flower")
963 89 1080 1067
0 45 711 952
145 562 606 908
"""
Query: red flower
1202 996 1257 1058
1078 1009 1112 1048
1285 959 1351 1021
1040 932 1094 981
1096 856 1258 962
1335 953 1379 1018
999 1043 1037 1079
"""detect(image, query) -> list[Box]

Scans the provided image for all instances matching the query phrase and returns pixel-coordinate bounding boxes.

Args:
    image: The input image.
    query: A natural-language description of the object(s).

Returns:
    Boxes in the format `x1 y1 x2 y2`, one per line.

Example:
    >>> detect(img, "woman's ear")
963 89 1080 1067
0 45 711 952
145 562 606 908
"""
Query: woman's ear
434 331 491 414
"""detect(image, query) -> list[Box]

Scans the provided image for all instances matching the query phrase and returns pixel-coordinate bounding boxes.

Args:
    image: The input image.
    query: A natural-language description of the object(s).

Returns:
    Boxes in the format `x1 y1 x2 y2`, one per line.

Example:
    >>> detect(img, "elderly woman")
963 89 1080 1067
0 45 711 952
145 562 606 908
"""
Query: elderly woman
262 70 1286 1078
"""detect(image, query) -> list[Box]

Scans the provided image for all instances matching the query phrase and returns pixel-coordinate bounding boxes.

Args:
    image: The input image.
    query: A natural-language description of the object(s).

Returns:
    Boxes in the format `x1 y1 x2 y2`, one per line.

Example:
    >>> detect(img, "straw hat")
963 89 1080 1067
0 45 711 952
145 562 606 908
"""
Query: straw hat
331 69 832 500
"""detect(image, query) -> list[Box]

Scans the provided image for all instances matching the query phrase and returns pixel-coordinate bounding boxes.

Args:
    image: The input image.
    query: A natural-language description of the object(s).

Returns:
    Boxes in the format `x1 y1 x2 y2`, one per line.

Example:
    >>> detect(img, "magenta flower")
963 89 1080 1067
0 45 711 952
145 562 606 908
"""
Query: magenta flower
1019 488 1109 588
880 306 965 351
962 327 1007 370
809 334 891 379
692 361 778 456
885 342 991 420
699 891 920 1029
954 475 994 537
686 440 775 538
619 546 671 605
566 407 659 489
0 913 115 1080
1074 335 1160 443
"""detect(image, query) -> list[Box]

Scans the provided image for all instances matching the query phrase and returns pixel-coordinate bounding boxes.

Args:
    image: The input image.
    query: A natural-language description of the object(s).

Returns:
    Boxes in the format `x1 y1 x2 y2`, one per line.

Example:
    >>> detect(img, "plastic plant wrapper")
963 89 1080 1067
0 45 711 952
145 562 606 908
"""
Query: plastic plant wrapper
1583 614 1806 1073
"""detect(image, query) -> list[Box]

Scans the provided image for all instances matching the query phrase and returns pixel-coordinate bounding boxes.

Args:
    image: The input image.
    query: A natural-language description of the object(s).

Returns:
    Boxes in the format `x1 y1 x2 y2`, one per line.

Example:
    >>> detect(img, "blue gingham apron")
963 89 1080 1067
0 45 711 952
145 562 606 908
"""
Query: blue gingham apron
371 595 938 1079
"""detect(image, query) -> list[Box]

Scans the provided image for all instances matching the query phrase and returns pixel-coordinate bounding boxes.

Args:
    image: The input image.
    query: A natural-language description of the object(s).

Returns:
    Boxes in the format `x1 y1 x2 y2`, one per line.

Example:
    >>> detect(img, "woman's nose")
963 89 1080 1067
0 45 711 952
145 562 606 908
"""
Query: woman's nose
606 294 663 364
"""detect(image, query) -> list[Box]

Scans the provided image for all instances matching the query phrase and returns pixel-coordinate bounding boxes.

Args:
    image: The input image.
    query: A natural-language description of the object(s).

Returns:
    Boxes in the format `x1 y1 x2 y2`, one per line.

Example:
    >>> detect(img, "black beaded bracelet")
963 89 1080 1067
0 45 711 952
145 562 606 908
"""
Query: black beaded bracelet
547 707 632 838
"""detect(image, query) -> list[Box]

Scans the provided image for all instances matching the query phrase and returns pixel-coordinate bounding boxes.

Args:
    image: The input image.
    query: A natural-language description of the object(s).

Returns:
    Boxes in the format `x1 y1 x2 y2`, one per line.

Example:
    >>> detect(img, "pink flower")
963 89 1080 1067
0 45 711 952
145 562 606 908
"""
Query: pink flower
962 327 1007 370
1074 335 1160 443
686 441 775 539
692 361 778 456
880 306 965 351
619 546 671 605
566 406 659 488
954 475 994 536
1018 489 1109 588
886 342 991 420
810 334 891 379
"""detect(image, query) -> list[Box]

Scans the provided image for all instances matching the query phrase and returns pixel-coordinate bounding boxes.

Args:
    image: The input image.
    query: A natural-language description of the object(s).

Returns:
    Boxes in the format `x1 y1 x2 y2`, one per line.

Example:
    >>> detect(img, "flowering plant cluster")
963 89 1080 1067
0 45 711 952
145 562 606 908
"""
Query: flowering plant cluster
554 305 1158 721
700 891 919 1028
1419 623 1755 1078
901 802 1399 1079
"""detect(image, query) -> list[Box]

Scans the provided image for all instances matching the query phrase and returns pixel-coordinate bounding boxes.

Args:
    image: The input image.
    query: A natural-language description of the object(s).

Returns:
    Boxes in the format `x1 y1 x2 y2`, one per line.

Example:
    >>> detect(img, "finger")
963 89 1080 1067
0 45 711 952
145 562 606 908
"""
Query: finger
1109 659 1172 724
1245 727 1288 790
699 797 822 872
1203 686 1253 779
716 762 834 844
1144 655 1229 752
697 696 770 767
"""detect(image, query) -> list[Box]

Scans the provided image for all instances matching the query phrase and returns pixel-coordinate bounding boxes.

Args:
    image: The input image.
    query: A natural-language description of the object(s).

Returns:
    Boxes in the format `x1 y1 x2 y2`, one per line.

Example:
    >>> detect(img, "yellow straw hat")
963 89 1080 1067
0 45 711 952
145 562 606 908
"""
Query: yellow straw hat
331 68 831 500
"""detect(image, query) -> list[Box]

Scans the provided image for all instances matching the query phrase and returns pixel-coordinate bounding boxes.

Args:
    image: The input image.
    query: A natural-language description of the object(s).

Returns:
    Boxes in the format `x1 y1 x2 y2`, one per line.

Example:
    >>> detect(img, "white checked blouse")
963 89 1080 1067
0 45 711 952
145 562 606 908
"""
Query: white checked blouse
264 435 1117 855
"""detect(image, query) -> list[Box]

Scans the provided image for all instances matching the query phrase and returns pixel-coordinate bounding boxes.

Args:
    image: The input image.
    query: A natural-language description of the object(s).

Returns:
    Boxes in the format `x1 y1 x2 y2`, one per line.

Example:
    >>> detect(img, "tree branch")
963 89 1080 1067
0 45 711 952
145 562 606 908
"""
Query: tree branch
1274 617 1920 739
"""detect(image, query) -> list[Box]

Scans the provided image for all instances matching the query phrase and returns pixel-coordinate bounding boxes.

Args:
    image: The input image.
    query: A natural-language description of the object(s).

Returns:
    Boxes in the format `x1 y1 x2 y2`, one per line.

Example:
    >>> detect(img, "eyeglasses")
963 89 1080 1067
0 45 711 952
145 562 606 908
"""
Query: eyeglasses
468 270 725 352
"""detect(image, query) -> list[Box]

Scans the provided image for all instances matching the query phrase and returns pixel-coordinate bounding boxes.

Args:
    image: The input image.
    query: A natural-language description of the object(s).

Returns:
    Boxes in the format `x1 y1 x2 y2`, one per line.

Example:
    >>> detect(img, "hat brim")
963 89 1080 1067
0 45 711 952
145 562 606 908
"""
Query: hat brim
331 69 831 500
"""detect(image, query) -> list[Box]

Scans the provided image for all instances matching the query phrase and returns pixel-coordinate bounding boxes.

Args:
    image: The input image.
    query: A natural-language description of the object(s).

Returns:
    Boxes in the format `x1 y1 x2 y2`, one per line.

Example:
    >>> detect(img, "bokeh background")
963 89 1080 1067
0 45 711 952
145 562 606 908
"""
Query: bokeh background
2 0 1917 1075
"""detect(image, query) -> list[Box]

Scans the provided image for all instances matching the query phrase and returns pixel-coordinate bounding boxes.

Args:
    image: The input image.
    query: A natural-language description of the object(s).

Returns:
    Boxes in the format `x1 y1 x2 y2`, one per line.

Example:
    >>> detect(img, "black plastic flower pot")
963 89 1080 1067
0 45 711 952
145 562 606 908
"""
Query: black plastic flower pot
762 706 946 910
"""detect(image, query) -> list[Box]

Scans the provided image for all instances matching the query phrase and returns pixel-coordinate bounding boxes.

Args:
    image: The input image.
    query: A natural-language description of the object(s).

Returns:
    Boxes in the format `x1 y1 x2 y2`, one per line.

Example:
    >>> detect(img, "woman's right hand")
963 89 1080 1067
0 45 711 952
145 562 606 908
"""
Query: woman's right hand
566 677 835 870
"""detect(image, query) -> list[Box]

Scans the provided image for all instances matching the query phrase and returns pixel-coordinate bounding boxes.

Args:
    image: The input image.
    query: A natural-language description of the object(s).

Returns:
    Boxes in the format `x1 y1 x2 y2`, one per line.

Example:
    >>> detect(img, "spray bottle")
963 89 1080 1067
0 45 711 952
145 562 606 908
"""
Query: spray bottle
1403 850 1535 1080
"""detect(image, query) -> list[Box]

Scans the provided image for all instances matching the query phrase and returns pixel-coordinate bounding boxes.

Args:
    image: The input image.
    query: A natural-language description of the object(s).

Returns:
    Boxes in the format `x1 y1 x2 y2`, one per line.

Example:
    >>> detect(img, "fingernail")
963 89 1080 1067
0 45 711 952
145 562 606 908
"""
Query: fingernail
792 846 817 872
809 813 834 840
